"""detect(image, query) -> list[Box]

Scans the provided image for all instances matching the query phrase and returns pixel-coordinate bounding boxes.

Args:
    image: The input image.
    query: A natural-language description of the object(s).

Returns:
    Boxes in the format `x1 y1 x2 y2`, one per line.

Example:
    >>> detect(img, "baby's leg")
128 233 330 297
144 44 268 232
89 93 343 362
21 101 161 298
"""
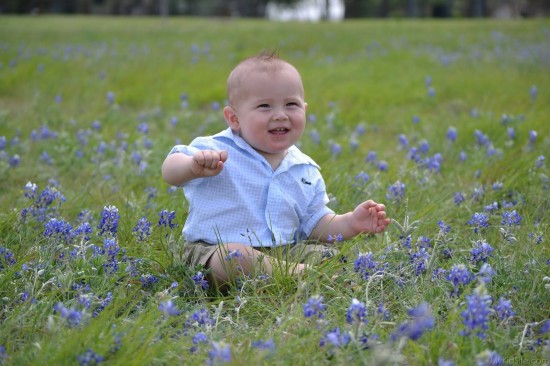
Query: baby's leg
206 243 305 285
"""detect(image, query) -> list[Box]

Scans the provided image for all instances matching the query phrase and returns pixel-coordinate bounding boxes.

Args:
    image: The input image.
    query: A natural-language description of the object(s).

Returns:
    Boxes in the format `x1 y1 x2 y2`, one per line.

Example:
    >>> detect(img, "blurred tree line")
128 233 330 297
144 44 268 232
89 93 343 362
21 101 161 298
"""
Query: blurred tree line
1 0 548 18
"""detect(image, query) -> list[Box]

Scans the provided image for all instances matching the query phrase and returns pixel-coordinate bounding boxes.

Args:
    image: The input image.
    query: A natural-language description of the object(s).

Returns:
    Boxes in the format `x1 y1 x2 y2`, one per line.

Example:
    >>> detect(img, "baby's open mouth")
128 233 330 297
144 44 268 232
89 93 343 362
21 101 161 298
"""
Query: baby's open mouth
269 128 289 135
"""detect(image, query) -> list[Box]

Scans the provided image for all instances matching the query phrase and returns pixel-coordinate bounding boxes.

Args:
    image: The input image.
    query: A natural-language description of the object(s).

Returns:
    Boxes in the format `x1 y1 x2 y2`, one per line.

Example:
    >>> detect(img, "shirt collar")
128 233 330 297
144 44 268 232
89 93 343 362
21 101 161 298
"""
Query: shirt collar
213 127 320 170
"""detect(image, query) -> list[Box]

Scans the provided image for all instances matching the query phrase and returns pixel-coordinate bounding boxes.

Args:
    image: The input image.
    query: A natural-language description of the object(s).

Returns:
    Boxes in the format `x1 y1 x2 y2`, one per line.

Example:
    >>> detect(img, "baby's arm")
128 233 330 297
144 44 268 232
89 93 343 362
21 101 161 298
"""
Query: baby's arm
161 150 228 186
310 200 390 242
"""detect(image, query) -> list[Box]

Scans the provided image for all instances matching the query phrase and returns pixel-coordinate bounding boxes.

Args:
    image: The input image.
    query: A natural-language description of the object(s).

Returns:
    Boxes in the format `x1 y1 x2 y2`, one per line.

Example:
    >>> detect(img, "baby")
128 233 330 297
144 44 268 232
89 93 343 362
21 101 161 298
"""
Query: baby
162 52 390 286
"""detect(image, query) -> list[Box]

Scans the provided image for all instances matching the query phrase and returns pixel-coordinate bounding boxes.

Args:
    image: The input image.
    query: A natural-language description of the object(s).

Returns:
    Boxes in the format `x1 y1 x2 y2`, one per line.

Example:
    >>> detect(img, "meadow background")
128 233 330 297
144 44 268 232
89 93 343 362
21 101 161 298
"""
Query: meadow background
0 16 549 365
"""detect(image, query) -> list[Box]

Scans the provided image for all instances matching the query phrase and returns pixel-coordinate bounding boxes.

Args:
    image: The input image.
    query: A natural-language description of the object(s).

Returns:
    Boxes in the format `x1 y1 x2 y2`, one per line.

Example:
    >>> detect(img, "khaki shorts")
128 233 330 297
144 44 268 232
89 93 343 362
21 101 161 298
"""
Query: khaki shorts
183 240 339 268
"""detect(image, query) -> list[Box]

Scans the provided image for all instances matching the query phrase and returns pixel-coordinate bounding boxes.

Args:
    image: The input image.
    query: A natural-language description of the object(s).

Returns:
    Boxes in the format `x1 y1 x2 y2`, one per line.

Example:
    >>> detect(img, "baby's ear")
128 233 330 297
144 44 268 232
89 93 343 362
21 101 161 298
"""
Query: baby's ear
223 106 239 131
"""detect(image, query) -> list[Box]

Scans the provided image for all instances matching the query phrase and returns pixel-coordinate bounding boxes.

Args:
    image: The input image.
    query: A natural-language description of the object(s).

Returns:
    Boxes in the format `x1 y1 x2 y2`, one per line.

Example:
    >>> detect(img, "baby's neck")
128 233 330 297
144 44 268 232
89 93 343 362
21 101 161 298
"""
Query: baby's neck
259 150 288 171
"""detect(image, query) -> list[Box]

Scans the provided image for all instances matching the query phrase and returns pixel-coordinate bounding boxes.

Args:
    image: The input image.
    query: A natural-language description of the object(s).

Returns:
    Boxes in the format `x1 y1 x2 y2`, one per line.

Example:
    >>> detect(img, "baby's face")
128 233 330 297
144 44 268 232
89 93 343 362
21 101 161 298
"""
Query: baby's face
227 66 307 162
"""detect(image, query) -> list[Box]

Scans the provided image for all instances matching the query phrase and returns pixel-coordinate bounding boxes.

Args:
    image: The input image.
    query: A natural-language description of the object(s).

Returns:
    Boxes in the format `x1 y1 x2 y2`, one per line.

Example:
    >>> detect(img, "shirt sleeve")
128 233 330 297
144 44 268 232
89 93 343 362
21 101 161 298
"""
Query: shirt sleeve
300 170 335 239
167 144 204 188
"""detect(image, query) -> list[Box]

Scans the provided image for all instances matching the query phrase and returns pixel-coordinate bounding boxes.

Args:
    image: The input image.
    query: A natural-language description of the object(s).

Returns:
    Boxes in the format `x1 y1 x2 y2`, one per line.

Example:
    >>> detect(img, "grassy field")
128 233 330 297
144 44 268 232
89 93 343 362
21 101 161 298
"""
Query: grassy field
0 16 549 365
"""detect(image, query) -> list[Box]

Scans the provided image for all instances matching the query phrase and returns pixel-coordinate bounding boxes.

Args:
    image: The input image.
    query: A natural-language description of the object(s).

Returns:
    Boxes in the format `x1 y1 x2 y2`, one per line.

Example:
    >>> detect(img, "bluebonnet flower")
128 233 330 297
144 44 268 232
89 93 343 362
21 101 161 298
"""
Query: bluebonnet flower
303 295 325 319
398 134 408 148
459 151 467 162
427 86 435 97
225 249 243 261
354 171 369 185
9 154 20 167
106 91 115 104
391 302 434 341
494 297 515 320
501 210 521 227
24 181 38 199
507 127 515 140
535 155 545 169
474 130 490 147
425 75 432 86
192 332 208 345
540 320 550 334
190 308 215 326
0 247 16 271
159 300 180 318
192 271 209 290
139 274 159 288
528 130 537 144
446 127 457 142
330 142 342 157
460 287 492 338
251 339 275 352
0 345 7 365
132 216 151 242
530 85 538 101
412 115 420 124
365 151 377 163
438 358 455 366
158 209 178 229
320 328 351 350
378 160 388 171
468 212 490 233
475 350 503 366
137 122 148 134
77 348 103 366
92 292 112 318
386 180 405 202
44 218 73 244
477 263 495 284
410 247 430 275
327 233 344 243
447 264 472 295
208 342 231 364
73 222 93 242
0 136 6 150
97 205 120 237
470 240 494 265
438 220 451 236
40 150 53 165
346 298 367 324
354 252 383 280
54 302 83 328
484 202 498 212
377 303 390 320
528 232 543 245
309 130 320 144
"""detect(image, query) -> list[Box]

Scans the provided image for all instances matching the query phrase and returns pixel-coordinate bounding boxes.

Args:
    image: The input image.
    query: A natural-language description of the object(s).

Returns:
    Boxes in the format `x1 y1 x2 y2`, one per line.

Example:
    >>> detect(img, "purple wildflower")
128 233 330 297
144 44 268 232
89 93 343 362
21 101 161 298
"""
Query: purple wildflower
501 210 522 227
475 350 503 366
158 209 178 229
494 297 515 320
54 302 83 328
132 216 152 242
386 180 406 202
468 212 490 233
251 339 275 352
303 295 325 319
447 264 472 295
190 308 214 326
97 205 120 237
192 271 209 290
354 252 383 280
44 218 73 243
208 342 231 364
159 300 180 318
391 302 435 341
470 240 494 265
346 298 368 324
446 127 457 142
77 348 104 366
460 288 492 338
320 327 351 348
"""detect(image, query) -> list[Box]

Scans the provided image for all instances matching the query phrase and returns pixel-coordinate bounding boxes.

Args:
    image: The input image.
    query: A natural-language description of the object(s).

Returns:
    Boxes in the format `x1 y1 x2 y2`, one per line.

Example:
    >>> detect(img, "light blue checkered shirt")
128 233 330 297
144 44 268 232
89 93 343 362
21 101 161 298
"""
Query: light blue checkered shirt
168 128 334 247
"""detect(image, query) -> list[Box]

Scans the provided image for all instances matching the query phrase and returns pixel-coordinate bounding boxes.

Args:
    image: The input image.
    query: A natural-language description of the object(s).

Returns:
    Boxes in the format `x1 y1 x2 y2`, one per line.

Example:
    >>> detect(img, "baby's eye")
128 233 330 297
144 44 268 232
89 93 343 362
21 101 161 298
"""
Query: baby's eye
286 102 300 107
257 104 270 108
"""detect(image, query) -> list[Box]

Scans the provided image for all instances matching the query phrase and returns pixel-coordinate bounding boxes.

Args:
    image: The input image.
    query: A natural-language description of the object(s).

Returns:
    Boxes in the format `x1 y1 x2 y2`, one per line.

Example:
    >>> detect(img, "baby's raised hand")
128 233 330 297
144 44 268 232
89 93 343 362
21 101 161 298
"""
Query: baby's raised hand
192 150 228 177
352 200 390 234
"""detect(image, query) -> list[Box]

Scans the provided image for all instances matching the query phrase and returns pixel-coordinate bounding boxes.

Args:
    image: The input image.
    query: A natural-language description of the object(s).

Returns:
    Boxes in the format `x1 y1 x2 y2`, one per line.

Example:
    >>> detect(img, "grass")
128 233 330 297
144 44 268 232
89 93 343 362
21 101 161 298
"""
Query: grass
0 15 549 365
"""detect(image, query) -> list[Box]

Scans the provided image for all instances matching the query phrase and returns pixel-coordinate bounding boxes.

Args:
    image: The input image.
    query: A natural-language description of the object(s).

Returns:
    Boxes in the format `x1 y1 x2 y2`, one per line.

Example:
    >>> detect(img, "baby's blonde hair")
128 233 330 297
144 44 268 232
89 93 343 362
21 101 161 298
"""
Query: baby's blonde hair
226 51 303 105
